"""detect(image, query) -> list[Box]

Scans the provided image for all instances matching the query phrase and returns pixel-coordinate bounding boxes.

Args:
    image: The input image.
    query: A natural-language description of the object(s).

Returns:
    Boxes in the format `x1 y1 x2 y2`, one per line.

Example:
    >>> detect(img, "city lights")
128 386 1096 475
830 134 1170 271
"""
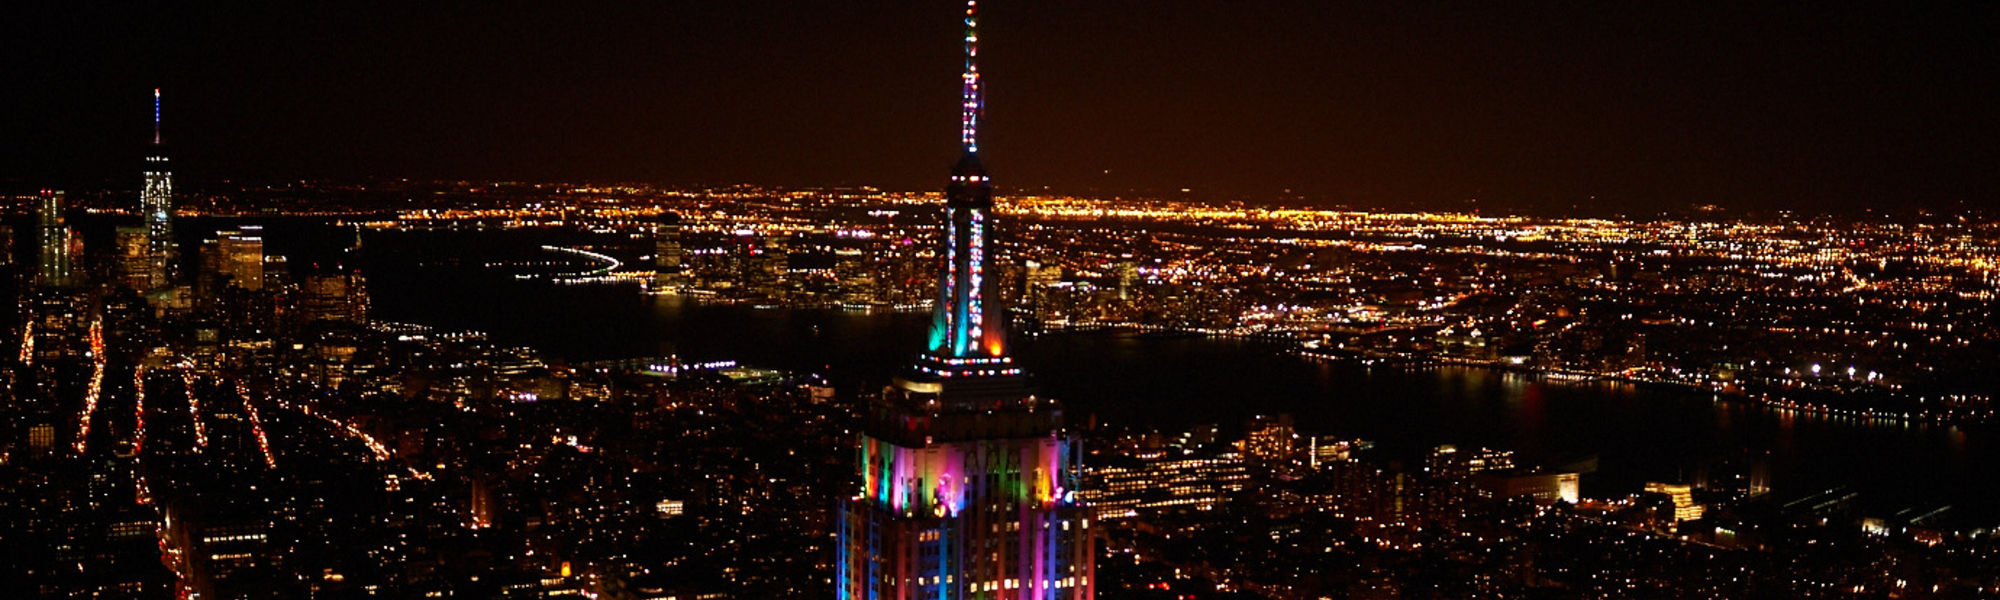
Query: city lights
4 2 1995 598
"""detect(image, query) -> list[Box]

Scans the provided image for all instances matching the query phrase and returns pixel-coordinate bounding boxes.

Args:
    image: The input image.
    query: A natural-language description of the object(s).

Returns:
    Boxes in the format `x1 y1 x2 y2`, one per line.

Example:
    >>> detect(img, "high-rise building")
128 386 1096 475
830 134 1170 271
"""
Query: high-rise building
1114 261 1137 301
652 212 686 289
29 423 56 453
36 189 77 288
301 272 368 323
740 233 788 298
1243 414 1305 479
115 226 154 291
469 477 496 530
1426 444 1516 481
198 237 225 296
1083 449 1247 520
142 89 175 288
835 3 1094 598
1643 482 1705 522
1474 471 1581 505
217 226 265 291
759 235 788 287
26 290 90 362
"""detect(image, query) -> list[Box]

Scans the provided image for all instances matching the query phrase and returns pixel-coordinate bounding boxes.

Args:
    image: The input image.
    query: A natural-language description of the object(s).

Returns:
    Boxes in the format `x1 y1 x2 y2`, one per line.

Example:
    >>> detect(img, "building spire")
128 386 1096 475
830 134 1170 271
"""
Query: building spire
925 0 1009 363
960 0 982 155
143 87 176 288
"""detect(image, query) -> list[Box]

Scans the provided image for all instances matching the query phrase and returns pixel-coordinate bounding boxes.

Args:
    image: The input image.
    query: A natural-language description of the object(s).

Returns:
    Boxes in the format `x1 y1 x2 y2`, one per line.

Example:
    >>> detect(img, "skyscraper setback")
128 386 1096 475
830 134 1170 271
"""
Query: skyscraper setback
835 2 1094 598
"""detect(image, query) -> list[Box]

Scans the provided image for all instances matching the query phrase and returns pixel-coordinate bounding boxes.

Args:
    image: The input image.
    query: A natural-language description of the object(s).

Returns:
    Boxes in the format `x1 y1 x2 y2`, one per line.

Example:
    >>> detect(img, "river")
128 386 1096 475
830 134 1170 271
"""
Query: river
288 222 1997 526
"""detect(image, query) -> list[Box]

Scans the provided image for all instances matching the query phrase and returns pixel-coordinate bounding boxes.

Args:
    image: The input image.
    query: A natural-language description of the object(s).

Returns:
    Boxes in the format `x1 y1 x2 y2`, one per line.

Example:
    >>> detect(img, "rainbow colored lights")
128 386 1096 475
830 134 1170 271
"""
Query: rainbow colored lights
926 0 1008 362
960 1 982 153
935 207 960 354
859 434 1077 516
841 3 1095 597
846 433 1090 599
967 211 986 351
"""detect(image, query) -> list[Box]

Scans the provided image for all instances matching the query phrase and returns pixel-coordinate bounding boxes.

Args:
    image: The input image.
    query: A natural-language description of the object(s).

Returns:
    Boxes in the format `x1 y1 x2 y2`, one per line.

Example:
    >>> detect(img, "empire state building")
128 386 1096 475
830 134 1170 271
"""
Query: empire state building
834 2 1094 598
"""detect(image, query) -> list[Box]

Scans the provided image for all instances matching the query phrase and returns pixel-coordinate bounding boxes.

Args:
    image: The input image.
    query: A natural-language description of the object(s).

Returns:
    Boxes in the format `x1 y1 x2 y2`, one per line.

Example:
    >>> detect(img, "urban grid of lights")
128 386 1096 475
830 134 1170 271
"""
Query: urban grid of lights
265 392 430 482
16 319 31 365
236 379 278 469
181 362 207 449
132 364 147 456
72 317 105 454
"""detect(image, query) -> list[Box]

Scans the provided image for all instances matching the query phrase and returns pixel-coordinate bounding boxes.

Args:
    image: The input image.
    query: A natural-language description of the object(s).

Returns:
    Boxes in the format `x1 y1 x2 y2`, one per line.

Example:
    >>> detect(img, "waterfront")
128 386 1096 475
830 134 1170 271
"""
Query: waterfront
11 3 1995 592
349 226 2000 526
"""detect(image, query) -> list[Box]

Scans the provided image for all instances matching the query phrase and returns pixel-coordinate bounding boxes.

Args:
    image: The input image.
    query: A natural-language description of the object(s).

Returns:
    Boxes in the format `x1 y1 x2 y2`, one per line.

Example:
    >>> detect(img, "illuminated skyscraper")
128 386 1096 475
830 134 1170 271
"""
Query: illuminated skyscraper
652 212 687 289
1242 414 1301 479
836 3 1094 598
142 88 175 288
115 226 154 290
1644 482 1705 522
36 189 77 288
216 226 264 291
301 272 369 323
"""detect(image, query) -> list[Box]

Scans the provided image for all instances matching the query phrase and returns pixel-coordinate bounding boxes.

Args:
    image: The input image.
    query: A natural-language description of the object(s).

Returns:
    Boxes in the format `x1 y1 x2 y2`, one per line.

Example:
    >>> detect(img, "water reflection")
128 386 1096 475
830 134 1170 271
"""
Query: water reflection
360 228 1997 524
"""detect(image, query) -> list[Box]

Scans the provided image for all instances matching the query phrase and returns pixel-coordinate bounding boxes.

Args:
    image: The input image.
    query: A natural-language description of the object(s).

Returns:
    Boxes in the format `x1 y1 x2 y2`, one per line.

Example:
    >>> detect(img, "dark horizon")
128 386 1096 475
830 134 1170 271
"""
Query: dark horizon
4 1 1995 213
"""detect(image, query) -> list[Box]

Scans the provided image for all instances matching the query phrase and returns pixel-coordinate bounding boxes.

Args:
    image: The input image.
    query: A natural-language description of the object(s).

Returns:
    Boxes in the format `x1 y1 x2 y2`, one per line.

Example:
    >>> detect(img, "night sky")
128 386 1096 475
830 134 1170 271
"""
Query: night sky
4 1 1995 213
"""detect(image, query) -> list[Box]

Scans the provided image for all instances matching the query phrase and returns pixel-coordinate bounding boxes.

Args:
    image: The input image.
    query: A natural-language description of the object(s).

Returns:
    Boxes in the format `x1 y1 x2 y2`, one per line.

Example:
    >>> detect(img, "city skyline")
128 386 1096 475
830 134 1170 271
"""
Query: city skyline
4 2 1996 213
6 3 2000 598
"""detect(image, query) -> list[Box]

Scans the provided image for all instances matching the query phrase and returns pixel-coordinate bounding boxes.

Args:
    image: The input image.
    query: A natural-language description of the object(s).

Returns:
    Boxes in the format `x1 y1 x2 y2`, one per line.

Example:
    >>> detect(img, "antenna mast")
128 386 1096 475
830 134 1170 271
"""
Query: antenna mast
960 0 982 154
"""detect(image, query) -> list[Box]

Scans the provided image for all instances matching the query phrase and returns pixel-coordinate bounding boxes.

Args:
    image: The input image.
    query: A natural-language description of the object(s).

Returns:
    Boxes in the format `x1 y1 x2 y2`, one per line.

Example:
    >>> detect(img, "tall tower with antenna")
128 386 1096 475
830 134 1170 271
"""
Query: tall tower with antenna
835 3 1094 599
141 88 175 288
926 0 1004 361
